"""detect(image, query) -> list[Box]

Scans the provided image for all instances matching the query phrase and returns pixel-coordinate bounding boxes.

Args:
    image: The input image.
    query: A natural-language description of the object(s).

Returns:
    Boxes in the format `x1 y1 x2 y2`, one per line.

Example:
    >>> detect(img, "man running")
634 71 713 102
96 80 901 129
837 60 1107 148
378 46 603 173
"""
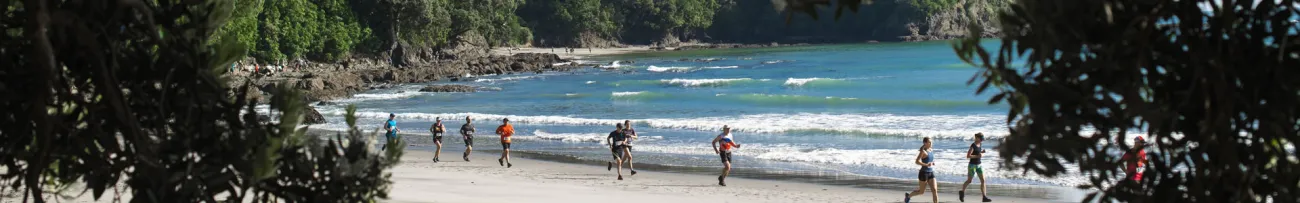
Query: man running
711 125 740 186
496 118 515 168
606 123 629 180
461 116 475 162
430 117 446 163
959 133 992 202
1122 136 1149 183
621 120 639 176
382 113 400 151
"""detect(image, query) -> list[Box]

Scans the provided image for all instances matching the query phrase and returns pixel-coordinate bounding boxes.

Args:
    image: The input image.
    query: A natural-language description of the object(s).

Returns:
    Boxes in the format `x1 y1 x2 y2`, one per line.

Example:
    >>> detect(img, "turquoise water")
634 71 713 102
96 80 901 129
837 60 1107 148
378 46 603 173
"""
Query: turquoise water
312 41 1086 189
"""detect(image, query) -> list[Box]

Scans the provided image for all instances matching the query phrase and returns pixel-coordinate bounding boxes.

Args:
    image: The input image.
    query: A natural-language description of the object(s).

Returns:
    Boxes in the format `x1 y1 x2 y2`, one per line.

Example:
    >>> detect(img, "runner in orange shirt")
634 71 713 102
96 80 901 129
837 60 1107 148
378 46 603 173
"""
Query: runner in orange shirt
496 118 515 168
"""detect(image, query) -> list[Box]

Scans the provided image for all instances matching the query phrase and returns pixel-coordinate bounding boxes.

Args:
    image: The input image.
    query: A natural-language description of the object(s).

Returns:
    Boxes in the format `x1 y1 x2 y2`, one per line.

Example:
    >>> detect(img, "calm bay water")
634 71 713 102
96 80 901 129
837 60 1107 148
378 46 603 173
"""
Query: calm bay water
310 41 1086 195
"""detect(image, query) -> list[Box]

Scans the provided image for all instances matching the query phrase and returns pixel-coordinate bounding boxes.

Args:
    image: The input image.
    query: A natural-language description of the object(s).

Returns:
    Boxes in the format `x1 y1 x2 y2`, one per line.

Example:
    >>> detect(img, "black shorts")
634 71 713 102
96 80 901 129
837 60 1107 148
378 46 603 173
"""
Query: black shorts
918 170 936 181
611 145 625 159
502 142 511 150
463 137 474 147
719 151 733 163
433 135 443 143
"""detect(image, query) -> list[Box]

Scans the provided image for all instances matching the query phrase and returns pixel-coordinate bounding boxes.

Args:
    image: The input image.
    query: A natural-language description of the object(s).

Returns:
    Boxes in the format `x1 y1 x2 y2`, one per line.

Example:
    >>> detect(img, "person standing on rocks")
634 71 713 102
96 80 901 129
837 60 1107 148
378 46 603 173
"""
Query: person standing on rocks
461 116 476 161
496 118 515 168
383 113 400 151
430 117 446 163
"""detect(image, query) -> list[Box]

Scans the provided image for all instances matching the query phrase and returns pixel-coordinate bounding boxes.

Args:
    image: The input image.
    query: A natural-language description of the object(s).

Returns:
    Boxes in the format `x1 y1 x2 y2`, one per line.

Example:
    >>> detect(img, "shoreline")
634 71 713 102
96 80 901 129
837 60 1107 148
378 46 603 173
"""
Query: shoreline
380 137 1074 203
334 129 1082 202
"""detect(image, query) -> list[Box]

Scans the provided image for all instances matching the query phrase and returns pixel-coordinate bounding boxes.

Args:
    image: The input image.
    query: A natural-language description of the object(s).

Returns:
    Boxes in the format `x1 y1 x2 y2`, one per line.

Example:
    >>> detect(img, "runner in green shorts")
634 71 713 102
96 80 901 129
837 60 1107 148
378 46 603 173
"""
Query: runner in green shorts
960 133 992 202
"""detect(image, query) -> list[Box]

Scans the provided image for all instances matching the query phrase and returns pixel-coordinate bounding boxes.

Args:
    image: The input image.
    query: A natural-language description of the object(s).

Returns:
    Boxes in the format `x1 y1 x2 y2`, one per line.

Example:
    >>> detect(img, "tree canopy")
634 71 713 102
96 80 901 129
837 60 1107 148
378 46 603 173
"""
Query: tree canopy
0 0 399 202
952 0 1300 202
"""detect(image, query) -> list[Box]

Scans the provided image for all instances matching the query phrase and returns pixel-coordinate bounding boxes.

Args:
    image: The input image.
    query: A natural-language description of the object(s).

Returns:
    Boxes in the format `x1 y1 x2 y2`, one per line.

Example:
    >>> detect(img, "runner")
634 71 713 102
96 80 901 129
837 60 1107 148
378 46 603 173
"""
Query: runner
461 116 475 162
621 120 639 176
606 123 628 180
711 125 740 186
905 137 938 203
382 113 400 151
429 117 446 163
959 133 992 202
1122 136 1149 183
496 118 515 168
607 123 622 171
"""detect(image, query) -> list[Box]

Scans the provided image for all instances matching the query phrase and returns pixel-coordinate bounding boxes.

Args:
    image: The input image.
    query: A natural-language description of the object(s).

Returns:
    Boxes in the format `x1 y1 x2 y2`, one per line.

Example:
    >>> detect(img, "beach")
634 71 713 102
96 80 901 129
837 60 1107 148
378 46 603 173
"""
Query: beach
386 146 1065 203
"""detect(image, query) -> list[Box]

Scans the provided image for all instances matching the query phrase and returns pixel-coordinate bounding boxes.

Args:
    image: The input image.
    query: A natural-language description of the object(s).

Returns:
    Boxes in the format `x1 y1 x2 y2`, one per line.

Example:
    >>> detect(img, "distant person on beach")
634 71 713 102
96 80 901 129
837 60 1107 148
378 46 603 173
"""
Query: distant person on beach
960 133 992 202
905 137 938 203
461 116 476 161
430 117 446 163
711 125 740 186
1123 136 1149 183
606 123 629 180
383 113 400 151
621 120 639 176
496 118 515 168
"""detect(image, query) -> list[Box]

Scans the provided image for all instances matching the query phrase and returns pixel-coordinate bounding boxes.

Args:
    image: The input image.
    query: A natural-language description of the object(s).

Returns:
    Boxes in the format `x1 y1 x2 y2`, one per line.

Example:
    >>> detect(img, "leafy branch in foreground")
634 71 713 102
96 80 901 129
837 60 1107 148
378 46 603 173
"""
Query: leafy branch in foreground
953 0 1300 202
0 0 399 202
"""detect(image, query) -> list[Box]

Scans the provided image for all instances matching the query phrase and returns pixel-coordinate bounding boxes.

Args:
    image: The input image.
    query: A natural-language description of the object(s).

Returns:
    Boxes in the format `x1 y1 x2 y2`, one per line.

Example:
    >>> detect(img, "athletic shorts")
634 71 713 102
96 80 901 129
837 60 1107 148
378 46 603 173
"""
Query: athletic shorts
612 145 626 159
918 169 936 181
966 164 984 178
433 135 443 143
463 136 474 147
502 142 511 150
719 151 733 163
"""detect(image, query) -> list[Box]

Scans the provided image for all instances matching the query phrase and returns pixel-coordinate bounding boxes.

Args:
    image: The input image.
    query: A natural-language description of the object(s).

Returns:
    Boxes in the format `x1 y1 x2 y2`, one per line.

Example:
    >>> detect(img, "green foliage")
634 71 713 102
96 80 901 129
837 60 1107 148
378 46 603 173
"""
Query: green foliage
907 0 960 15
952 0 1300 202
519 0 617 46
0 0 398 202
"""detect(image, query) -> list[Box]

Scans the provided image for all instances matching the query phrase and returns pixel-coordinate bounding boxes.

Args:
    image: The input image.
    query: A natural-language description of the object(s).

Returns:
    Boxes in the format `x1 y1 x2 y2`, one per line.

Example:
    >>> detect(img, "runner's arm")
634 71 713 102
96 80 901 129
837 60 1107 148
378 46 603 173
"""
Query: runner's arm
966 146 976 159
915 151 927 166
711 136 721 154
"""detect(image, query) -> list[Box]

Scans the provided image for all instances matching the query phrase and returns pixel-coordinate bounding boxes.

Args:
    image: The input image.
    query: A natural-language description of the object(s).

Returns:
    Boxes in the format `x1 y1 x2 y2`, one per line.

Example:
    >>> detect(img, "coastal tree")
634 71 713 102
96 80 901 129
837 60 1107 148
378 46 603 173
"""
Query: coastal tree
0 0 400 202
794 0 1300 202
950 0 1300 201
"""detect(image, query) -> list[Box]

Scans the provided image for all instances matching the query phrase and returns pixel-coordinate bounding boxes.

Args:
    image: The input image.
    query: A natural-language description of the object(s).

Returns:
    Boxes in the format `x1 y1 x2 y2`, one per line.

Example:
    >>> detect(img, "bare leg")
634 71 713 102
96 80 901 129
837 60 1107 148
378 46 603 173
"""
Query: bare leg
623 148 636 172
961 171 973 191
979 172 988 197
504 148 512 165
616 157 624 179
434 140 442 161
908 180 926 197
928 179 939 203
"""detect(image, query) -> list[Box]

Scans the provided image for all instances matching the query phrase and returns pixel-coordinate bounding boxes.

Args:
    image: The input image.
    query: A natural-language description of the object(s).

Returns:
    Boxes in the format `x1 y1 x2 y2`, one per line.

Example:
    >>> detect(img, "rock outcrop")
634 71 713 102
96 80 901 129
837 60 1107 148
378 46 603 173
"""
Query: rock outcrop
303 106 326 124
419 85 477 93
232 51 569 102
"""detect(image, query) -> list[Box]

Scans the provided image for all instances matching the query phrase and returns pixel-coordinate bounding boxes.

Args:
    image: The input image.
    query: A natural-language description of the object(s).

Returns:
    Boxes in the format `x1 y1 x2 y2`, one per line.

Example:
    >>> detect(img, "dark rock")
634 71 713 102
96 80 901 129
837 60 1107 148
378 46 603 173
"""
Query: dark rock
303 106 326 124
419 85 477 93
316 101 338 106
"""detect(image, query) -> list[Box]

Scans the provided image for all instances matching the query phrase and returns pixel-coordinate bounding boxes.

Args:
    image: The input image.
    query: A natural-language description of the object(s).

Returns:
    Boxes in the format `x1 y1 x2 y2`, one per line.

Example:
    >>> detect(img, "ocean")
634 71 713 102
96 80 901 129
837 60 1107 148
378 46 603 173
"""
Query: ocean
310 41 1084 200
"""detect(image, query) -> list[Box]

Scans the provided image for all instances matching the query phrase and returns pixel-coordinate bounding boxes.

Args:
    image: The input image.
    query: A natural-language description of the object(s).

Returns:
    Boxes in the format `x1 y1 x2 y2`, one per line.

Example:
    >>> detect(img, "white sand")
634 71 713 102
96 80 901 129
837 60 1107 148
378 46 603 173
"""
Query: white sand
385 150 1064 203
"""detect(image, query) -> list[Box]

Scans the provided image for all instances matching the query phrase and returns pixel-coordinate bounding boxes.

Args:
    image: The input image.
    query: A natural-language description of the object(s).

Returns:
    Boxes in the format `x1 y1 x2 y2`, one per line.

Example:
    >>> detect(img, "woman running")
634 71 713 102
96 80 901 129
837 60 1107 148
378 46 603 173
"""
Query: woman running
711 125 739 186
905 137 938 203
430 117 446 163
960 133 992 202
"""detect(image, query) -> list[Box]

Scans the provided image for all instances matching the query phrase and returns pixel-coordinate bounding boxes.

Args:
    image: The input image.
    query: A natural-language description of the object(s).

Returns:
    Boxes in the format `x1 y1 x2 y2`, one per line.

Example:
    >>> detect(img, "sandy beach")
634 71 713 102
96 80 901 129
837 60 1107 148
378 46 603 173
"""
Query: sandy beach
385 146 1068 203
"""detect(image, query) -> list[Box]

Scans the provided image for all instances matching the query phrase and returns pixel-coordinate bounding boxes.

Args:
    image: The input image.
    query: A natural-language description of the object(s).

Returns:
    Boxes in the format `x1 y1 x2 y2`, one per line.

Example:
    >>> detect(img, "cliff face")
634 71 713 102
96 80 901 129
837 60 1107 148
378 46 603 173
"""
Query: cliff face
899 0 1006 41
